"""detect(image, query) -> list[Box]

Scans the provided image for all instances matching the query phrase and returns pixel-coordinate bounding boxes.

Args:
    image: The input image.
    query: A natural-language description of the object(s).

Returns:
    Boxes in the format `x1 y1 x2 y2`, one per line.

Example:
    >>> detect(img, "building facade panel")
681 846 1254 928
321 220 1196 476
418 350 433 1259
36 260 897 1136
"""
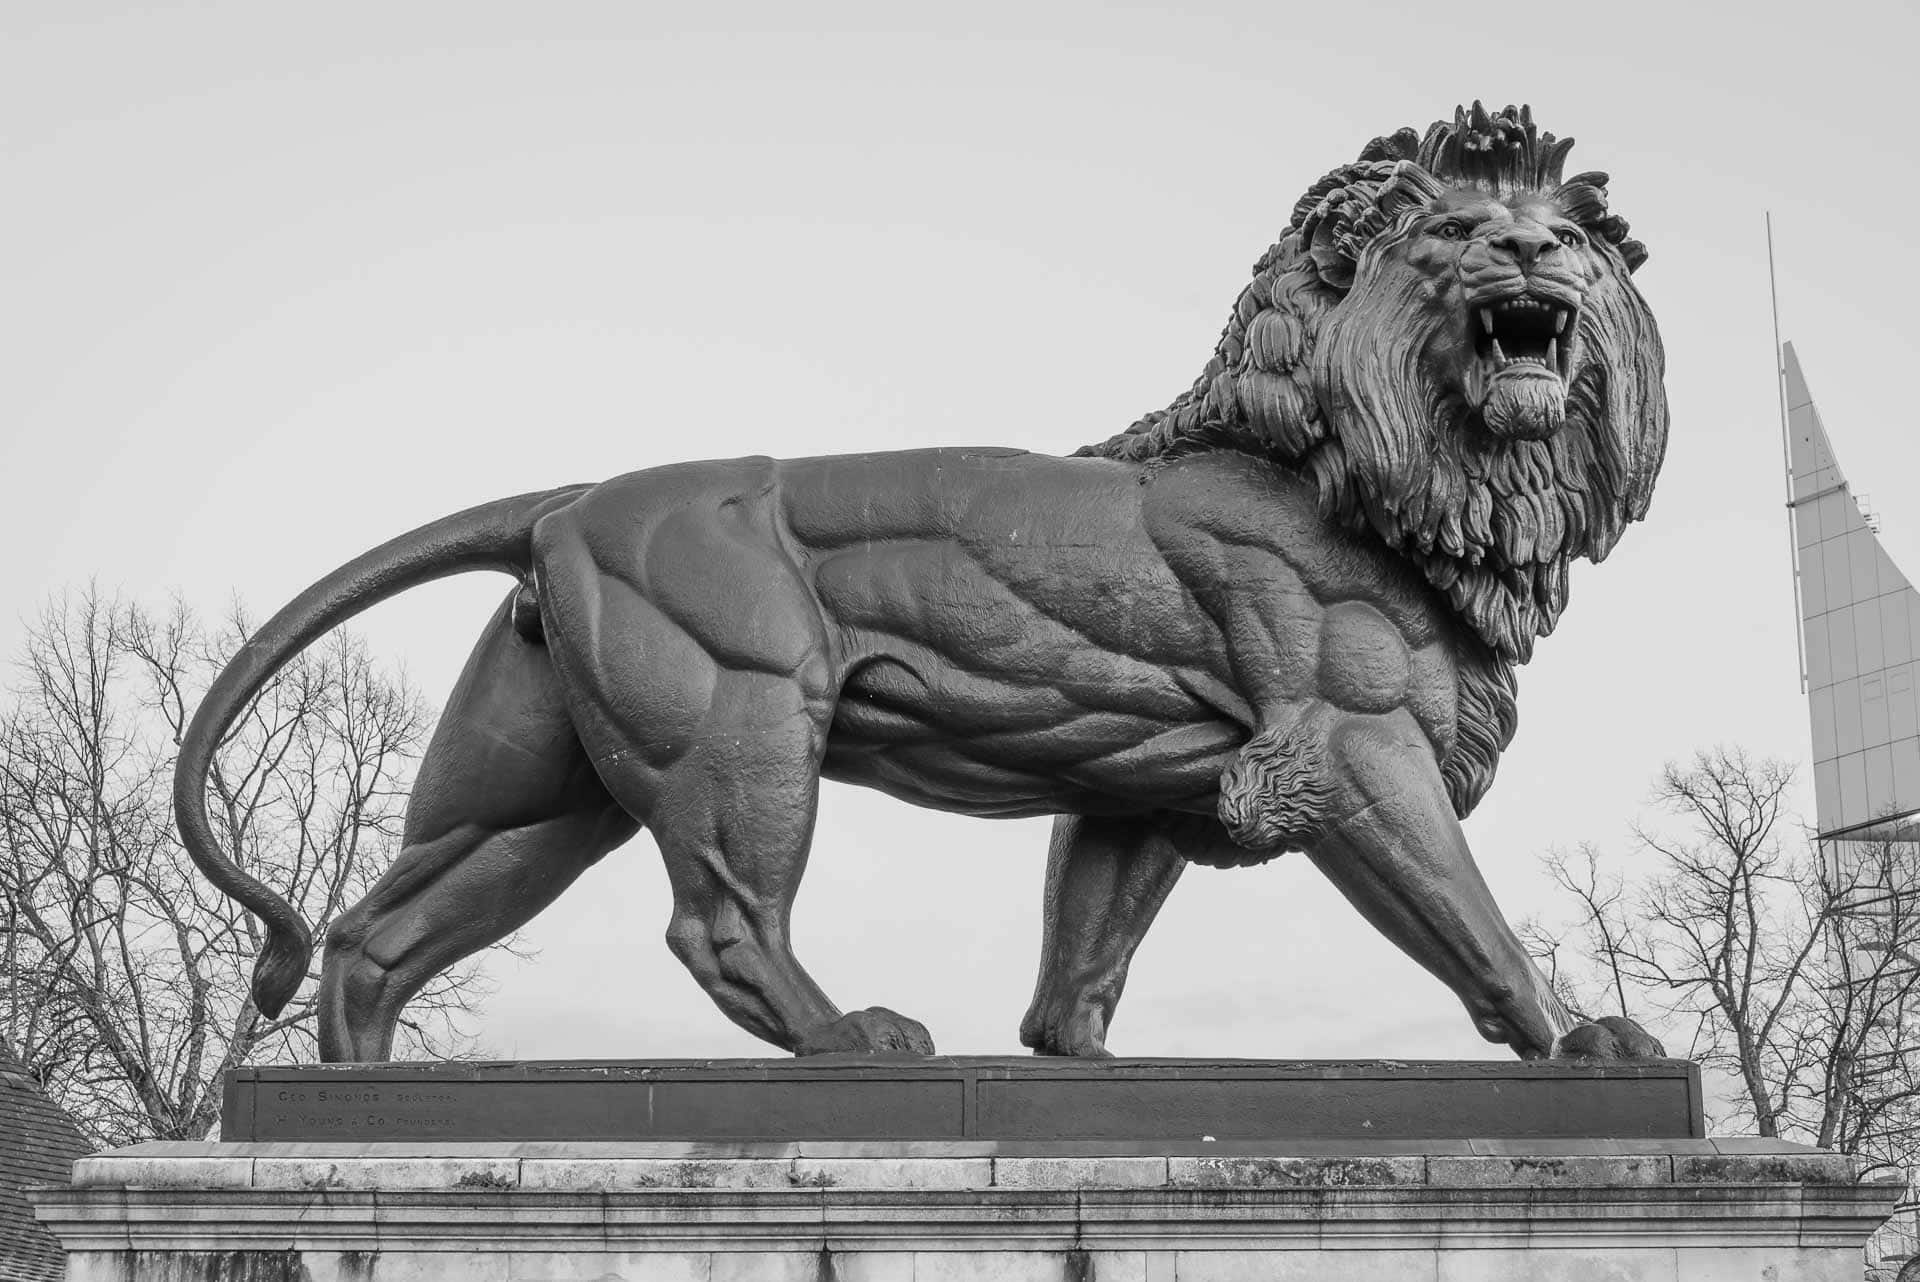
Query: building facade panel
1786 343 1920 838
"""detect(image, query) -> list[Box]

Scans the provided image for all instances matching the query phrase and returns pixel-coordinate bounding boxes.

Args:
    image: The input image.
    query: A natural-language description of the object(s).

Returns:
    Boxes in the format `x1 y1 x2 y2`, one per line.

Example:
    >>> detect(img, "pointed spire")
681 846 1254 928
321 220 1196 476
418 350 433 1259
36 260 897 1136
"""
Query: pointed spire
1789 344 1920 839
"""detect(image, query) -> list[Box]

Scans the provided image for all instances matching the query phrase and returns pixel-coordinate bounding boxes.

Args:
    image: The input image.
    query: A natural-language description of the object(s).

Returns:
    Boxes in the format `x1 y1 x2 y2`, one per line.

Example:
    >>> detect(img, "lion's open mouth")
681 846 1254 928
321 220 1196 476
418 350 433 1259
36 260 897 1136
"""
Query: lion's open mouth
1462 295 1579 440
1472 297 1573 384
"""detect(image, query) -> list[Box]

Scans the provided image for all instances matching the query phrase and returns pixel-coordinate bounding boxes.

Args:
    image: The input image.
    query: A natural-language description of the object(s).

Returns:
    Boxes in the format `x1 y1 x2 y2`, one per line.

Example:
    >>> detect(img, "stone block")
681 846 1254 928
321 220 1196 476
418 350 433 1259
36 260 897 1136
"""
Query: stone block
1467 1138 1717 1157
912 1250 1075 1282
1674 1151 1857 1184
60 1254 134 1282
519 1157 795 1190
363 1252 513 1281
710 1251 830 1281
501 1253 712 1281
1081 1251 1148 1281
71 1154 254 1189
991 1157 1167 1188
791 1157 992 1190
1434 1248 1678 1281
819 1251 917 1281
251 1155 520 1191
1173 1249 1443 1281
1426 1154 1673 1186
1168 1154 1428 1187
1677 1245 1867 1280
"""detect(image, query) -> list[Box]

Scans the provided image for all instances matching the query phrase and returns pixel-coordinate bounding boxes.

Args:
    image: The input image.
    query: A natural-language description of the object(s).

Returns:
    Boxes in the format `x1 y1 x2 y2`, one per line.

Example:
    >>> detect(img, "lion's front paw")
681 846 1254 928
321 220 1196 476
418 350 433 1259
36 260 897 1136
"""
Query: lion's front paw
1552 1016 1667 1060
796 1006 935 1056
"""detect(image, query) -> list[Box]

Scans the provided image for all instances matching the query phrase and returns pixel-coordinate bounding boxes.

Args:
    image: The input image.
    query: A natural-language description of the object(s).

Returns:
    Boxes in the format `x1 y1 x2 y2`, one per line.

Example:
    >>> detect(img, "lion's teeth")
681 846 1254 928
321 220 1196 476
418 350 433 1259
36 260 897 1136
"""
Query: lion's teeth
1548 337 1560 371
1479 308 1494 335
1491 338 1507 368
1554 309 1569 334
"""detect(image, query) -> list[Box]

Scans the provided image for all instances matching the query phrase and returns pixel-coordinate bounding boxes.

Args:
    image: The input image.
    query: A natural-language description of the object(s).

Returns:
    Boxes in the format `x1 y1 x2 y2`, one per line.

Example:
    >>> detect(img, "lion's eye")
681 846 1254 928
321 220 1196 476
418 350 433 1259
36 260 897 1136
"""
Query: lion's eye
1434 222 1466 242
1554 227 1585 249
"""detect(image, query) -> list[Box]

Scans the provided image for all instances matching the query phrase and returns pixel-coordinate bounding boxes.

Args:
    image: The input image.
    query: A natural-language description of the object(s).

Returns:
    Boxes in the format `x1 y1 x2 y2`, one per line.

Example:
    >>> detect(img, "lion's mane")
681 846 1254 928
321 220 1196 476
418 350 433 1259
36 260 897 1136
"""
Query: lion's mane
1083 104 1668 816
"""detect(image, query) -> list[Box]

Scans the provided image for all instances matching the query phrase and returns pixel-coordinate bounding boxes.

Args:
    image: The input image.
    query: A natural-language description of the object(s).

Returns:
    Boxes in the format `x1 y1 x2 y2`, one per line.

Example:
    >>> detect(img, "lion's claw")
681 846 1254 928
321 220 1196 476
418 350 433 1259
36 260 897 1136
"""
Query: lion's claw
796 1006 935 1056
1552 1015 1666 1060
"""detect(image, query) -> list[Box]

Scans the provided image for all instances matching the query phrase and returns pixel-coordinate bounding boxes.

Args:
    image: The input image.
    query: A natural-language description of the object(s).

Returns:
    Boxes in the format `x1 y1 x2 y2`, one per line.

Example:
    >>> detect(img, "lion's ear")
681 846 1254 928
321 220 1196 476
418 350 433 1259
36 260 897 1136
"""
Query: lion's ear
1295 161 1445 295
1554 174 1648 274
1307 218 1357 291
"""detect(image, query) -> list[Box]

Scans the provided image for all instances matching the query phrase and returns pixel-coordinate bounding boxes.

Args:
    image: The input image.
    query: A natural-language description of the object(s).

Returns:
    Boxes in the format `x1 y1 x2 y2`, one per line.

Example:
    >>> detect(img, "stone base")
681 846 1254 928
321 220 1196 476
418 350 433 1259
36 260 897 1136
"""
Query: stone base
31 1139 1899 1281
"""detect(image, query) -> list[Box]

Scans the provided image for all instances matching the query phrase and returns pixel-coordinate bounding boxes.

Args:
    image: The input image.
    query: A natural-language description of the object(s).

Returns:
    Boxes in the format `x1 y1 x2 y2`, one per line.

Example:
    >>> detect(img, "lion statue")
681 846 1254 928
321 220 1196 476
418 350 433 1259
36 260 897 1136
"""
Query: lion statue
175 103 1668 1063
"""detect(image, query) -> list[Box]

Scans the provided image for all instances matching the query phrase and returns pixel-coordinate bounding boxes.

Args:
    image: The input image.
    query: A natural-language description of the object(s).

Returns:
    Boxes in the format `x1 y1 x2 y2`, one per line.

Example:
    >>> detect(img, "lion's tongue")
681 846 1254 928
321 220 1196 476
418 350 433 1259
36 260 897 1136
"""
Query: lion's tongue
1482 368 1566 441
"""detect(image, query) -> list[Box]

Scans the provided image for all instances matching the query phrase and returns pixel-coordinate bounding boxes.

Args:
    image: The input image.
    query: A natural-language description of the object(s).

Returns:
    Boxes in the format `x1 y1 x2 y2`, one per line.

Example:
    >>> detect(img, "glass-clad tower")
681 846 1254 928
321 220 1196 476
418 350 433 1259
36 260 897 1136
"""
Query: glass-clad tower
1787 341 1920 855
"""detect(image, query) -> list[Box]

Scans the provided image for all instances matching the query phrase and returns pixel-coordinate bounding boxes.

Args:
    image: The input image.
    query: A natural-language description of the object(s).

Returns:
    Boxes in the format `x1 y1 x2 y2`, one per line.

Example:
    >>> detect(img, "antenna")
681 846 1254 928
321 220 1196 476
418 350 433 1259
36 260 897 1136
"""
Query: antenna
1769 212 1807 693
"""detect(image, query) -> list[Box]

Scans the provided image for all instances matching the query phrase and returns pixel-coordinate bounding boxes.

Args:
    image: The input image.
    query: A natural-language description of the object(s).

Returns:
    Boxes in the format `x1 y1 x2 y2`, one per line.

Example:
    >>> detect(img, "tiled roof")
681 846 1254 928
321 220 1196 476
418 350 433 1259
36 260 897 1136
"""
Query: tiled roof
0 1047 91 1282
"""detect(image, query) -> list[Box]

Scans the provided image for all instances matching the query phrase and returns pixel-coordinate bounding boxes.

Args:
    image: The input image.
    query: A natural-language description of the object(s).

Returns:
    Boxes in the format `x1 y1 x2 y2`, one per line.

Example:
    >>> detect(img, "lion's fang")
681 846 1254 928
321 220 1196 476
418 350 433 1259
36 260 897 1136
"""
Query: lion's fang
1554 309 1569 334
1548 338 1560 371
1479 309 1494 335
1491 338 1507 368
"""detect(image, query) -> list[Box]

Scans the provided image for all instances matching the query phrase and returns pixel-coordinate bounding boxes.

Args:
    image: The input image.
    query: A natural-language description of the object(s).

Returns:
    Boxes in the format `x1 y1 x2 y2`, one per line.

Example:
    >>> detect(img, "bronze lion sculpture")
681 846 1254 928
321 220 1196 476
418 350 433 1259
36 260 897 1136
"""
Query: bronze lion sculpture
176 103 1669 1063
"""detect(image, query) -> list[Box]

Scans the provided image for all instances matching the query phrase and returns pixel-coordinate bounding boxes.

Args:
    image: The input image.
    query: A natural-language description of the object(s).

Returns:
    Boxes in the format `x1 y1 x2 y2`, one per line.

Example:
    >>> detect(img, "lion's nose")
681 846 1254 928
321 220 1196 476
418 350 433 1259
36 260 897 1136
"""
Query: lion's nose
1487 225 1560 269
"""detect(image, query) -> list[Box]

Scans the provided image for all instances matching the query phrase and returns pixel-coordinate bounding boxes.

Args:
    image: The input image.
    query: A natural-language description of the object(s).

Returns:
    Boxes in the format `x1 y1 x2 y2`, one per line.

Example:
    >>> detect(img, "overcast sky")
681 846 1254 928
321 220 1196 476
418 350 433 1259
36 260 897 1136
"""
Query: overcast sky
7 1 1919 1063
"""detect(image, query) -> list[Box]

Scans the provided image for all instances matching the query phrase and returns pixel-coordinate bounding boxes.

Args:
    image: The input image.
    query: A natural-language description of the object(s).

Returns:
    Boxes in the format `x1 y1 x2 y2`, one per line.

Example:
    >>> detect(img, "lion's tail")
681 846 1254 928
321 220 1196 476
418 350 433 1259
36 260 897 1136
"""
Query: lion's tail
172 485 591 1019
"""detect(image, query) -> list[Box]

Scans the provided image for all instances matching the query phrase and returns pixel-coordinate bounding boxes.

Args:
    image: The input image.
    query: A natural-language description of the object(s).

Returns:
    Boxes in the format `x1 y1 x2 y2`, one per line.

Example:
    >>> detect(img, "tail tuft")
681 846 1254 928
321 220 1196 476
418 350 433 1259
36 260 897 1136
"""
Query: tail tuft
251 925 314 1018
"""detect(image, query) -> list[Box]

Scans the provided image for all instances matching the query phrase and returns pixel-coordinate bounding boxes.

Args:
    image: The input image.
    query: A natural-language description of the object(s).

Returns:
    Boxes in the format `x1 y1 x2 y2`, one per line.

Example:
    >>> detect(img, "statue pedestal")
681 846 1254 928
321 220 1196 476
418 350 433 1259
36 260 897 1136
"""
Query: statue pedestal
28 1062 1899 1278
31 1137 1899 1281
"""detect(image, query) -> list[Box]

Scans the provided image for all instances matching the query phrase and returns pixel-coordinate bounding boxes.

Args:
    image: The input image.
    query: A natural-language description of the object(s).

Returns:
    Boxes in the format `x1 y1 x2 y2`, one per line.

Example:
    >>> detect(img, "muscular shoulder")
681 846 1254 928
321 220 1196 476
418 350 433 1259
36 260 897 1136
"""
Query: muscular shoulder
1137 451 1467 749
1137 452 1448 643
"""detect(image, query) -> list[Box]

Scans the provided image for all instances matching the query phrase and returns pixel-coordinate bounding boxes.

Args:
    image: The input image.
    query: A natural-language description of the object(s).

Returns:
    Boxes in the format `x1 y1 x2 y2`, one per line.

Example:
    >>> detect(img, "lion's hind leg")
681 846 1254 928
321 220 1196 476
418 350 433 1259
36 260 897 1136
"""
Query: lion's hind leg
317 598 637 1061
536 506 932 1056
572 660 933 1055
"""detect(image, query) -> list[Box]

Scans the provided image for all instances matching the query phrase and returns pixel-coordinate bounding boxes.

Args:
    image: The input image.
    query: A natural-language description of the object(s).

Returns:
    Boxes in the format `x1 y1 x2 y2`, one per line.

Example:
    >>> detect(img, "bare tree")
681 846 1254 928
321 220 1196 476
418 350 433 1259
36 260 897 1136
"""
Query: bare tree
1532 747 1920 1177
1810 834 1920 1176
0 589 497 1146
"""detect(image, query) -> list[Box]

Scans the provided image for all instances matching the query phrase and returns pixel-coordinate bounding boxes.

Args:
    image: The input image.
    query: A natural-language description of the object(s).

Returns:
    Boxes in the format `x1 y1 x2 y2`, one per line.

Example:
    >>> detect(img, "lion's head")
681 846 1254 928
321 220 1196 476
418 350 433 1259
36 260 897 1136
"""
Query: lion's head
1085 103 1668 664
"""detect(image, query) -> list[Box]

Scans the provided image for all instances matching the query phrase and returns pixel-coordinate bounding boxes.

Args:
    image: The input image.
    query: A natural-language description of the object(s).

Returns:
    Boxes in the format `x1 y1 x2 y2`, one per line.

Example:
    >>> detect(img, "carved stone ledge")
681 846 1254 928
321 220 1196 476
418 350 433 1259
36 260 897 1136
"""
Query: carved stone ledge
29 1139 1899 1280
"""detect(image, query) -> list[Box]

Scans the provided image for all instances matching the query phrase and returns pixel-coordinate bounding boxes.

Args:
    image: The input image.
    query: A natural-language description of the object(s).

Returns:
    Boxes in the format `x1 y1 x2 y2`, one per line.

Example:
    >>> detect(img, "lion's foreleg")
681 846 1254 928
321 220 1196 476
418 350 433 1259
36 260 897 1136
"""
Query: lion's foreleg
1020 813 1190 1057
1021 806 1287 1056
1304 709 1575 1059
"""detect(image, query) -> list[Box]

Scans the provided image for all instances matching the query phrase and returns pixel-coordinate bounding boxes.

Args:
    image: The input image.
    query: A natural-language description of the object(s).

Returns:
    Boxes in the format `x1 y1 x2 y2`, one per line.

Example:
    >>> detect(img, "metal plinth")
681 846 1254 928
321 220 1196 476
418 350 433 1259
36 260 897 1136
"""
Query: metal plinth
221 1057 1704 1143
